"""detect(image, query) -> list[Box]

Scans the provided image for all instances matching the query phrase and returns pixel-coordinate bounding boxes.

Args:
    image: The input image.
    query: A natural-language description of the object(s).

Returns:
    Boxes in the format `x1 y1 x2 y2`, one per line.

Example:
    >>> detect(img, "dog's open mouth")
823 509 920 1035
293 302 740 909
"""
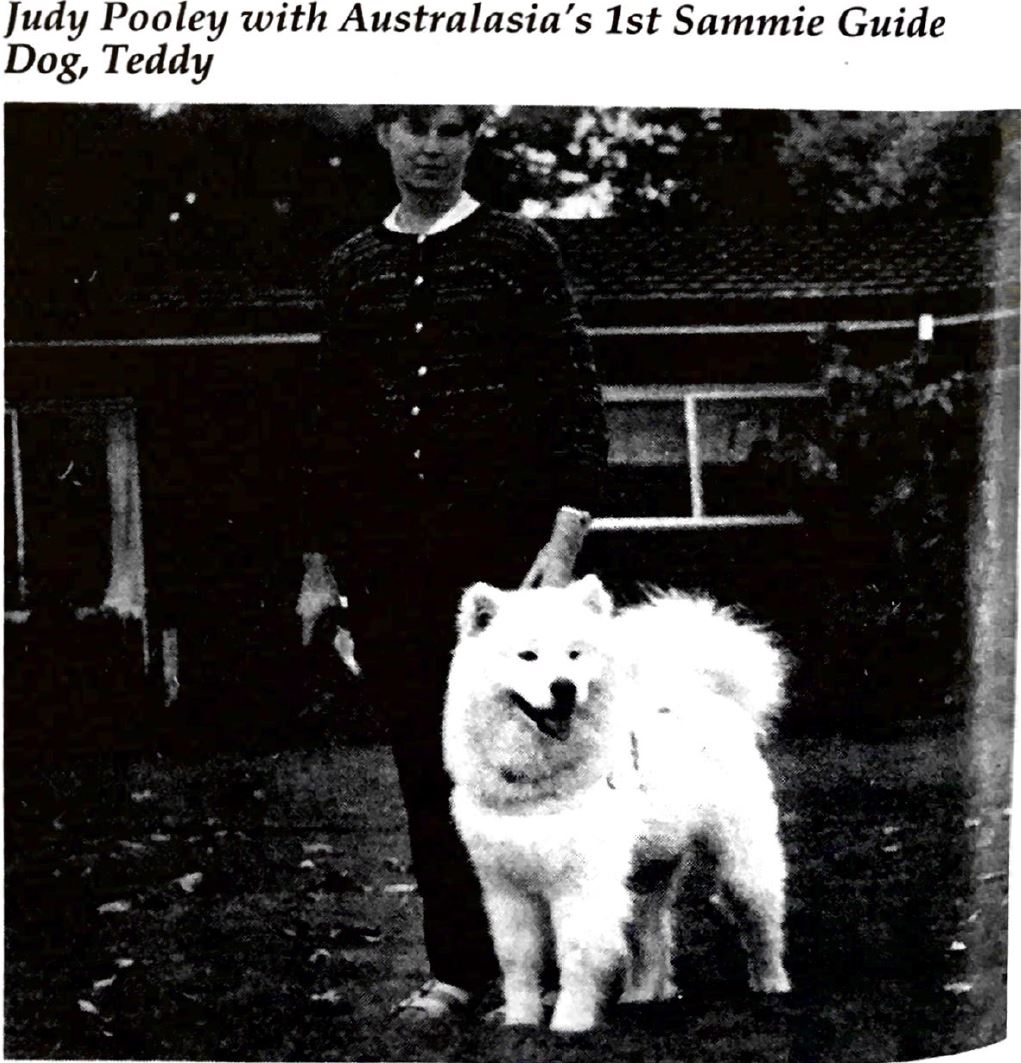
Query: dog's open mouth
508 691 572 741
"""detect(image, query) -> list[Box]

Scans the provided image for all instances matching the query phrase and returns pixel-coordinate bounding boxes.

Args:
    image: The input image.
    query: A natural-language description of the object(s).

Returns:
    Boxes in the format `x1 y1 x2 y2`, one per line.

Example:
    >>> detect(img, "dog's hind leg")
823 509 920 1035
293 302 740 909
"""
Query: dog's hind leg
620 860 683 1004
714 817 790 994
548 881 630 1032
480 880 546 1026
620 889 677 1003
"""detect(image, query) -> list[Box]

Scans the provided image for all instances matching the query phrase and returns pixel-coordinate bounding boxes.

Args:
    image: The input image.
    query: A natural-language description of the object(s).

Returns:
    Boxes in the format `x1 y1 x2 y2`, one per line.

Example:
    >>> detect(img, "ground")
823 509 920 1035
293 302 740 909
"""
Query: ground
3 718 1009 1061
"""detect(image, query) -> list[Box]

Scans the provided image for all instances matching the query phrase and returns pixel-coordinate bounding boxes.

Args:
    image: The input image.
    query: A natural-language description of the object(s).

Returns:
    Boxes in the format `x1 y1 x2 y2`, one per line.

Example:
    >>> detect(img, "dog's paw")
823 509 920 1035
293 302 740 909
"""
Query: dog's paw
549 1003 599 1034
502 1003 544 1027
549 1015 597 1034
618 977 678 1005
752 969 791 993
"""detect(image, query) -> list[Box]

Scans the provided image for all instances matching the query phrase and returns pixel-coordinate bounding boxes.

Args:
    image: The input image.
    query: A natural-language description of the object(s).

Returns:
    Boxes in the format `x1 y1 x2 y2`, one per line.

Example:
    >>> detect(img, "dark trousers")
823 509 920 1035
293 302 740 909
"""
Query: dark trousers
375 637 498 991
349 510 562 991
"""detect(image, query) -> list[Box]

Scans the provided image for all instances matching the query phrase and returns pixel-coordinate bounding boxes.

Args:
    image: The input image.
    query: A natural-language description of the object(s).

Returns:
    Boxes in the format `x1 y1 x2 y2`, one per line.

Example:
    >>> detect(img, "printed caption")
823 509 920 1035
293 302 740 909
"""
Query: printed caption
4 2 949 87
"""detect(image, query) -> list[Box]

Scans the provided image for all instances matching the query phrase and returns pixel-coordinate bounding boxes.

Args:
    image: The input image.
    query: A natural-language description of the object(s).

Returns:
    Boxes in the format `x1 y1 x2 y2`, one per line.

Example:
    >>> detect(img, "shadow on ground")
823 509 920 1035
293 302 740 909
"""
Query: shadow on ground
4 719 1007 1061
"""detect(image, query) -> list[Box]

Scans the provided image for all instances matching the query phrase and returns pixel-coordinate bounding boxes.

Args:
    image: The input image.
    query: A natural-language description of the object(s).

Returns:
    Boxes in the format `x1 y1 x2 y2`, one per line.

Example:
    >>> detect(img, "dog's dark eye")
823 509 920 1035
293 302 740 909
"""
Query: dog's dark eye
518 650 538 662
568 649 582 660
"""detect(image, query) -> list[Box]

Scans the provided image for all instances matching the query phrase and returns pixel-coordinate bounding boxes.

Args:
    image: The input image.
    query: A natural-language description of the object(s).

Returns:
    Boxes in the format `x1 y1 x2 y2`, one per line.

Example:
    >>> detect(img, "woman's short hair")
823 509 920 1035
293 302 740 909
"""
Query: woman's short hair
370 105 489 136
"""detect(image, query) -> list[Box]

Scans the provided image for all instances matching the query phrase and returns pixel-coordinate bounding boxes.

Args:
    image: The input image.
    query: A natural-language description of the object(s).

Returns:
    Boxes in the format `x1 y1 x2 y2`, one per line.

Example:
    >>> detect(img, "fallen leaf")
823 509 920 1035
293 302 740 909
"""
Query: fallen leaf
303 842 335 855
174 872 203 893
299 859 317 870
114 958 135 969
328 924 382 946
310 988 345 1004
130 790 155 803
949 941 967 952
384 883 417 895
93 976 117 991
78 999 100 1014
944 981 973 994
98 900 132 914
151 834 171 843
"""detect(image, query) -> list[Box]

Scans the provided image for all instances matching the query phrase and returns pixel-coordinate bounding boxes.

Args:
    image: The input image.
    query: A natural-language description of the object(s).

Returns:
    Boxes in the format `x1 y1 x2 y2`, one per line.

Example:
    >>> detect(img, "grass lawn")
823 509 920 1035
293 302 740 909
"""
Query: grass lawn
4 718 1008 1061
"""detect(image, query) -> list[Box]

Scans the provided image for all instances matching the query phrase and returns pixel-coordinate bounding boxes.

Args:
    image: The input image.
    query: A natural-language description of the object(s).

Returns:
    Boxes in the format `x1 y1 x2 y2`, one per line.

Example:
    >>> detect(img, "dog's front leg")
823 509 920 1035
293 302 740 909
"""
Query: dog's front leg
548 884 629 1032
480 879 546 1026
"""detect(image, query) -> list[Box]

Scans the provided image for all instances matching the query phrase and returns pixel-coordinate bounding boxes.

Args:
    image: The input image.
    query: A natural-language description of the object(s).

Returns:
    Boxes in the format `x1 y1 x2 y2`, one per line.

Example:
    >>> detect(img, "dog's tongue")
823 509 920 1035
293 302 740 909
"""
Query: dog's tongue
508 691 572 741
537 714 571 741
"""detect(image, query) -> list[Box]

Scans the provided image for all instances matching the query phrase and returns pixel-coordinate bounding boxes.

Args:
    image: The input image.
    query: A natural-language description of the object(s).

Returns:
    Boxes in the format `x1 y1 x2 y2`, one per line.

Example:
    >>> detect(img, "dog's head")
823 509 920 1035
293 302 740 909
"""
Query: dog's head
453 574 614 741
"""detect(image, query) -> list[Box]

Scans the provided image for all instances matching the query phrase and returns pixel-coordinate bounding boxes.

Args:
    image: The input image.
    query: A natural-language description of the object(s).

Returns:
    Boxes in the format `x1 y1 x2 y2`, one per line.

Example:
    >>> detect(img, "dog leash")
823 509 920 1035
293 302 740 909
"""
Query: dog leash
520 507 592 589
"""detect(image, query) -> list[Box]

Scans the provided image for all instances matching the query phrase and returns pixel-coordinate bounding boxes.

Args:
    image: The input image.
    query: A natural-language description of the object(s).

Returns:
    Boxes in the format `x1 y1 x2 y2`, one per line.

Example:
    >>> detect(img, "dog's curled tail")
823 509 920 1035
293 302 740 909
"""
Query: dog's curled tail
621 591 788 729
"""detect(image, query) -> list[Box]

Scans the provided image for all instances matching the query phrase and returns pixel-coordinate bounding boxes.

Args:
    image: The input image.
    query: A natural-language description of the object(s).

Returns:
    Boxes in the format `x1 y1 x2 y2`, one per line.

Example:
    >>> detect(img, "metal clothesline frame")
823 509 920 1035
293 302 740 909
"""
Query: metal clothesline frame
594 383 825 533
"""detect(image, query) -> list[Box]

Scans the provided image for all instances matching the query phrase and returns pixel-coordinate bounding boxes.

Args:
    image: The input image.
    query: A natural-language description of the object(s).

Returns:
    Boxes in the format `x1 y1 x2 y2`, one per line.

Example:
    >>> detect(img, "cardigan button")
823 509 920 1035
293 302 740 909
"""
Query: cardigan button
411 406 421 417
414 322 424 333
417 365 428 377
414 275 424 286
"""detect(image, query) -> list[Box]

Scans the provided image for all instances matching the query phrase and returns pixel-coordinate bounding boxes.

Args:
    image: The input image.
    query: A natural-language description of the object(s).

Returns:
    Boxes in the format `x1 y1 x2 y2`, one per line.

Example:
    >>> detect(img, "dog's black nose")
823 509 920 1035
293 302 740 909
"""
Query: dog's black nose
550 678 576 710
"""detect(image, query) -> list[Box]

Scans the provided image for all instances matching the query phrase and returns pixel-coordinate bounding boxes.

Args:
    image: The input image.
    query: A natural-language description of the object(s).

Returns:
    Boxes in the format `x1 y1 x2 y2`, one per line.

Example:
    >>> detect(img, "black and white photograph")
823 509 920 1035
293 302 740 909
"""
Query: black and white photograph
3 102 1018 1060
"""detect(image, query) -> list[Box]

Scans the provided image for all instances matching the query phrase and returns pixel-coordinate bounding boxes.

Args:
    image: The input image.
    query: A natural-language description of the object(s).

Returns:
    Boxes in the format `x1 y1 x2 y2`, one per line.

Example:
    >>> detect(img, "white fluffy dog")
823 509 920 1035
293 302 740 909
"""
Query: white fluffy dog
443 574 791 1033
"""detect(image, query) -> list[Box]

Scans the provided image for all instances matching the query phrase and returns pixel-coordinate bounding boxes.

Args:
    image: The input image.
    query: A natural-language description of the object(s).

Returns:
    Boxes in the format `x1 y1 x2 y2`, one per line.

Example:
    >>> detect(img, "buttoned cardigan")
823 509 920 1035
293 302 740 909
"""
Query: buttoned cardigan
309 206 607 555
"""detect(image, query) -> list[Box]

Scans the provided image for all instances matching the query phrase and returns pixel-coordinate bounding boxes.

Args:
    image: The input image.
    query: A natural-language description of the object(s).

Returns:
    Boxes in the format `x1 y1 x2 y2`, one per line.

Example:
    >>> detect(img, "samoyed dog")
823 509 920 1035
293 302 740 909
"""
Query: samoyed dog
443 574 791 1033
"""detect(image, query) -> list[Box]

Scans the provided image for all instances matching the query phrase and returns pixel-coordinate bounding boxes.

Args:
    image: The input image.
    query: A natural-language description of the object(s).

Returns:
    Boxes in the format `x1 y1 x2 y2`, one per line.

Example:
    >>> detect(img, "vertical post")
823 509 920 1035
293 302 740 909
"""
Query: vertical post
684 392 704 519
918 312 935 361
959 307 1017 1042
161 627 180 705
103 403 149 665
8 407 28 602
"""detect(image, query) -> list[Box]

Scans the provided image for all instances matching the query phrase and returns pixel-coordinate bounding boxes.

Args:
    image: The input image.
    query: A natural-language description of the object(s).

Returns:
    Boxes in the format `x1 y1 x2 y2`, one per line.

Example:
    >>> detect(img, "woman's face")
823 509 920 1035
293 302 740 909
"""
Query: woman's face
377 106 475 199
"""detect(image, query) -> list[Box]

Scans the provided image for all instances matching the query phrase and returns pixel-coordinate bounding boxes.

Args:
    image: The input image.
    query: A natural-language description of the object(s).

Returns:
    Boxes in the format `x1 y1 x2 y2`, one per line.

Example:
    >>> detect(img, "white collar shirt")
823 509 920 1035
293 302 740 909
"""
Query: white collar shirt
382 192 481 240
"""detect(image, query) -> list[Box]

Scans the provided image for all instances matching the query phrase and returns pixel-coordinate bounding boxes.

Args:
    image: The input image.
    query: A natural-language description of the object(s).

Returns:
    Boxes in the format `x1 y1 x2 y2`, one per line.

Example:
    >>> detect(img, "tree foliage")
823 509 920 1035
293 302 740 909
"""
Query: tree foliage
5 104 1011 318
768 330 981 720
475 107 797 219
777 111 1010 216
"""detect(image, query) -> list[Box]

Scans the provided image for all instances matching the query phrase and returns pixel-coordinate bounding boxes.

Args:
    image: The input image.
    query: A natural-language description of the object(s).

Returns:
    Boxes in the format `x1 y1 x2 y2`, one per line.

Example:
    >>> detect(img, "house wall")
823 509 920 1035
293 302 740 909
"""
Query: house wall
3 307 1001 749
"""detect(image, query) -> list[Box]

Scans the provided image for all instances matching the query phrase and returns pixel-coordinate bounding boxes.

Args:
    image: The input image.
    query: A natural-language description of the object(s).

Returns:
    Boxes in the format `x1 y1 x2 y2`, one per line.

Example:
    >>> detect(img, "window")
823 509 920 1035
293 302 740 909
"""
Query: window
599 384 823 530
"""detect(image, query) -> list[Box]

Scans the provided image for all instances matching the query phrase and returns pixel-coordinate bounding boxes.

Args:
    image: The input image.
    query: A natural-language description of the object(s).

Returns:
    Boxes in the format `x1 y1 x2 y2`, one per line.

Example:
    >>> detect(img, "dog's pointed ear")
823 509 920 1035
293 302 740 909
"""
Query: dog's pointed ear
458 583 502 638
574 573 612 615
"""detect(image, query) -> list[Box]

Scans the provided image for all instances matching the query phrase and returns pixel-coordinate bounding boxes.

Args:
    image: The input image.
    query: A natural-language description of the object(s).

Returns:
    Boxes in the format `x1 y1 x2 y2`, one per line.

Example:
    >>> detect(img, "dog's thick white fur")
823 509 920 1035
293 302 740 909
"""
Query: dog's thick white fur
443 575 791 1033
